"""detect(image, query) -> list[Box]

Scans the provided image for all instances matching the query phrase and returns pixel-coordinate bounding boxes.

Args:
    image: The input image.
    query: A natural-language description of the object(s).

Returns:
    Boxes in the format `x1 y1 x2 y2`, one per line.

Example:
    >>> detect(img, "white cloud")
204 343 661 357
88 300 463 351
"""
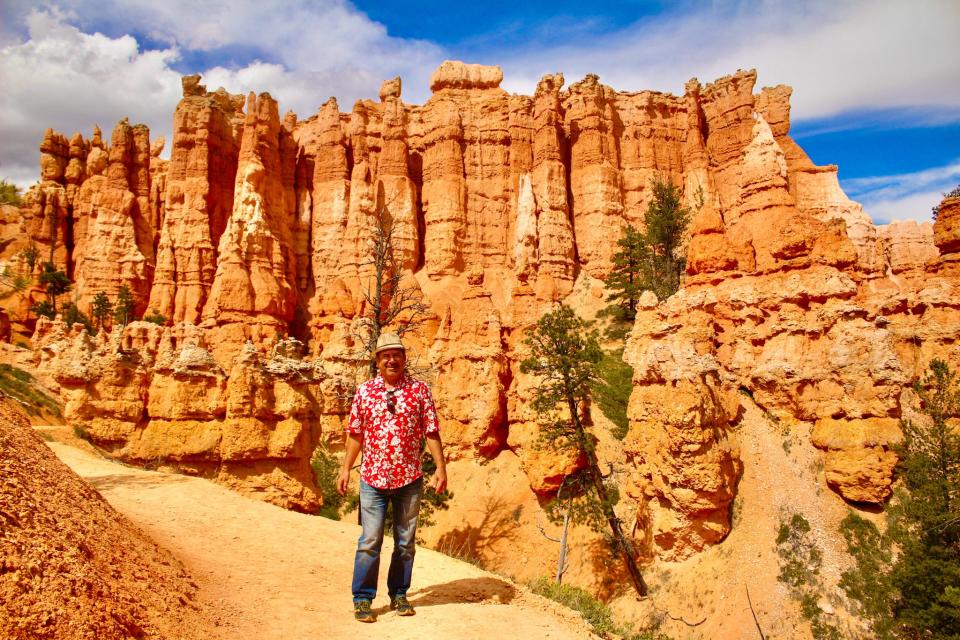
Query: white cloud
842 160 960 224
497 0 960 122
27 0 444 102
0 2 445 188
857 190 942 225
0 8 183 187
2 0 958 190
844 161 960 200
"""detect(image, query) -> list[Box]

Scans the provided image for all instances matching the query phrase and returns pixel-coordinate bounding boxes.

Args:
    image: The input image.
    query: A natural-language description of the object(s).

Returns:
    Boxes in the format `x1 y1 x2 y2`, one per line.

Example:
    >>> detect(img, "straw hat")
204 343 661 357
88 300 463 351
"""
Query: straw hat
374 332 405 355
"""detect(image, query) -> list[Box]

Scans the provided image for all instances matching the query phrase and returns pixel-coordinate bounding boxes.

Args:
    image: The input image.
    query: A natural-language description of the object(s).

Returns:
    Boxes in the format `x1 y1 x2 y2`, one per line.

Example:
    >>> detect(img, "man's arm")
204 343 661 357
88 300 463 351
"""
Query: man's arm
337 433 363 496
425 433 447 494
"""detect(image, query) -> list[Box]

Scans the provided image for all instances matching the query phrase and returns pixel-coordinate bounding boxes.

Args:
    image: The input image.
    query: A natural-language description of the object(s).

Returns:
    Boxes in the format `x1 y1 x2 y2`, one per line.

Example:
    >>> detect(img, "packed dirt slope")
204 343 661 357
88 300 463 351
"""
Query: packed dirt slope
0 397 214 640
2 409 599 640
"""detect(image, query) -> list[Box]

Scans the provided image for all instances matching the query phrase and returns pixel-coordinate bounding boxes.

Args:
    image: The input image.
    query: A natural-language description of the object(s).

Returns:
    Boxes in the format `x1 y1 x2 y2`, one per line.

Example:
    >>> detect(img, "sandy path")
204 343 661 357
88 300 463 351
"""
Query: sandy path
46 438 598 640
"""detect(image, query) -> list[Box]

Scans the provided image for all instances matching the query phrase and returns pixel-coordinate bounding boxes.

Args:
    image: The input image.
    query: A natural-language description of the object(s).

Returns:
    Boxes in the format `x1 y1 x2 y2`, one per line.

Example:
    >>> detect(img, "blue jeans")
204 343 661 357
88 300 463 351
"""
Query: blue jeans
352 476 423 602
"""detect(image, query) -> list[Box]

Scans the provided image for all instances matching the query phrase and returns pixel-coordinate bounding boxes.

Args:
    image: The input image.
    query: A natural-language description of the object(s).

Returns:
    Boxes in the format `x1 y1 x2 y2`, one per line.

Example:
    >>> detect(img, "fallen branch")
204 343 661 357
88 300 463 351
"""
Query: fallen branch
663 610 706 627
745 584 766 640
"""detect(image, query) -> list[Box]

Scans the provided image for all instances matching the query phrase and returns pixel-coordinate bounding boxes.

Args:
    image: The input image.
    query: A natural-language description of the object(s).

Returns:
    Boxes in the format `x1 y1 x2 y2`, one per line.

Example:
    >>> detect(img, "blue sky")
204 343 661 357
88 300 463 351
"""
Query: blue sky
1 0 958 224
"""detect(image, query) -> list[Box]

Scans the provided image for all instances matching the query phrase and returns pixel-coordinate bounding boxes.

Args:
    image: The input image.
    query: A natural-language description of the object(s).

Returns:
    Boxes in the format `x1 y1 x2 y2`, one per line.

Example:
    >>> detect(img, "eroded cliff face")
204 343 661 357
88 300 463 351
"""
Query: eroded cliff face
22 62 960 562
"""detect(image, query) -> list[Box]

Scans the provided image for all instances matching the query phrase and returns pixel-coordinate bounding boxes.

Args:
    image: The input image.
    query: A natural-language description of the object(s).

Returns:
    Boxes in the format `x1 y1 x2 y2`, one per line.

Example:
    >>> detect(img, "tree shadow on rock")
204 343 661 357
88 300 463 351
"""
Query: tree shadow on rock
433 494 521 565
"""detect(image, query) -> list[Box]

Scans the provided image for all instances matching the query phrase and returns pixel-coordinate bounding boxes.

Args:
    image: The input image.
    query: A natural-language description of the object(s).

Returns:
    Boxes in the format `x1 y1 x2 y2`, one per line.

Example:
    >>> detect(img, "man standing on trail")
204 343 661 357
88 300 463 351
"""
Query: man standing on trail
337 332 447 623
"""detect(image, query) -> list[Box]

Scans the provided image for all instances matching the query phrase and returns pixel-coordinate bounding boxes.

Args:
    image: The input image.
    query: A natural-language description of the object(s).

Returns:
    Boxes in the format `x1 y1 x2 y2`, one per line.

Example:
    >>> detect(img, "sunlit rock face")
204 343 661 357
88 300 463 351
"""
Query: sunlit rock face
22 61 960 559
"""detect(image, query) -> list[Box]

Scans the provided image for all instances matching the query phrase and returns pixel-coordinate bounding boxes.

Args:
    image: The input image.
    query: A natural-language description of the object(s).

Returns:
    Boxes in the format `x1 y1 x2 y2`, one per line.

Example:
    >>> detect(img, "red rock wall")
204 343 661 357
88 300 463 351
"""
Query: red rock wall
22 61 960 560
148 75 243 325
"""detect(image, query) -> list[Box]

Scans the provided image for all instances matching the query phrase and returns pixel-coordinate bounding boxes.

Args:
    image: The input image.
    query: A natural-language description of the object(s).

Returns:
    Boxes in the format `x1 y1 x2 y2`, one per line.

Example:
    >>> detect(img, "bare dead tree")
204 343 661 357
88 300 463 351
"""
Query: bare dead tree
353 184 430 378
537 480 574 583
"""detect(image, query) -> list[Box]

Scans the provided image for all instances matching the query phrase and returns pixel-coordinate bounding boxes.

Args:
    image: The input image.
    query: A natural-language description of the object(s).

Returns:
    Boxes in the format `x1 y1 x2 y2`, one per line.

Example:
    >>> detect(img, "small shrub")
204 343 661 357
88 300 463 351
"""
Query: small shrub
143 308 167 325
0 179 23 206
20 242 39 272
776 512 820 588
73 425 90 441
310 445 352 520
590 348 633 440
417 447 453 528
29 300 55 320
729 491 744 529
776 511 842 639
62 302 94 334
529 577 670 640
0 363 62 417
932 183 960 219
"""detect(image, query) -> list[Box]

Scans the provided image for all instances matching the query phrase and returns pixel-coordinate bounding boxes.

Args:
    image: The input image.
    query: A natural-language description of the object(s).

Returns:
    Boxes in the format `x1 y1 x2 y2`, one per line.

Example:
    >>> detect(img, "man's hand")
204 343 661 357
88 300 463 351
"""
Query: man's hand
425 433 447 494
431 466 447 494
337 468 350 496
338 433 363 496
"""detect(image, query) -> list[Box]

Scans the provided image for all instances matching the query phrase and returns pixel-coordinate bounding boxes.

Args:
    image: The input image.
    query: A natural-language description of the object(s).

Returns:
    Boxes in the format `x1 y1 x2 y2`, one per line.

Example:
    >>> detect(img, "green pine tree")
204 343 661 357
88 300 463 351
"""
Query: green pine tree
889 359 960 638
520 304 647 596
38 262 70 313
605 224 648 321
90 291 113 331
113 285 134 327
606 177 693 318
643 177 692 300
839 359 960 639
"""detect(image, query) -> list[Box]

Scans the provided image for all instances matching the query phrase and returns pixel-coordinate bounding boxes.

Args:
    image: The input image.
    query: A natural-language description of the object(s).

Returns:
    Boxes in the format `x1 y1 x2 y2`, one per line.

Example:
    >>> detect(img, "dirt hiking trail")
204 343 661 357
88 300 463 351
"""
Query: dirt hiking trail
43 428 598 640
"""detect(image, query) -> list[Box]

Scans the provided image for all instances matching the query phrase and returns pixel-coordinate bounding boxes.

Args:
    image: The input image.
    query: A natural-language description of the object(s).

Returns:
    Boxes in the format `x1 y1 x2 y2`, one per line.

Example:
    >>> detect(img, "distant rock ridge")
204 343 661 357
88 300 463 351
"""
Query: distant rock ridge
19 60 960 562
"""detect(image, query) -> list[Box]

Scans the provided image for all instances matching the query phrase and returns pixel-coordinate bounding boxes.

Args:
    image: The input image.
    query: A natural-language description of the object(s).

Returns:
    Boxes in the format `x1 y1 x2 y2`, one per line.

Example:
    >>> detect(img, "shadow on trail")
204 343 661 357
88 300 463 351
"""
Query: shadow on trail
87 472 191 491
408 576 517 608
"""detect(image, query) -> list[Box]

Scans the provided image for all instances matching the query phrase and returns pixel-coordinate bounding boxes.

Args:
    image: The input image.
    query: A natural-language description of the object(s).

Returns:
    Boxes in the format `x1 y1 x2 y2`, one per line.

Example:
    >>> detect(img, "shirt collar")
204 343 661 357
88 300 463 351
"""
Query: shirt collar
374 373 409 390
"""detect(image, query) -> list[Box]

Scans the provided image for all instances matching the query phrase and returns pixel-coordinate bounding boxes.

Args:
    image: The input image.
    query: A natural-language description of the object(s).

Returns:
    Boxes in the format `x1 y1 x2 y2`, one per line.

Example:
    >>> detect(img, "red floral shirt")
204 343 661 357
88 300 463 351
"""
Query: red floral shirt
348 374 440 489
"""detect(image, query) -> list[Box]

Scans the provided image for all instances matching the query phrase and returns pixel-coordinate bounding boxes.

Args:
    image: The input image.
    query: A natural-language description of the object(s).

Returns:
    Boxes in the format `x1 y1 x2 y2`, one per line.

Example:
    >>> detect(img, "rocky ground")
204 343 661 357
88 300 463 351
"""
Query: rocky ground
1 402 599 640
0 397 215 640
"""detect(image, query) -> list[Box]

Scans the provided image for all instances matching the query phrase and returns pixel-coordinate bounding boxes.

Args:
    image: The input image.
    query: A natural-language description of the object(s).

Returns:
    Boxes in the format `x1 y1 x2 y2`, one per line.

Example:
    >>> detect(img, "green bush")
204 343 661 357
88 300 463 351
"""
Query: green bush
590 348 633 440
528 577 669 640
0 179 23 206
310 445 353 520
143 308 167 325
775 511 842 639
932 184 960 219
838 512 896 639
62 302 94 334
29 300 55 320
776 513 821 588
0 363 61 417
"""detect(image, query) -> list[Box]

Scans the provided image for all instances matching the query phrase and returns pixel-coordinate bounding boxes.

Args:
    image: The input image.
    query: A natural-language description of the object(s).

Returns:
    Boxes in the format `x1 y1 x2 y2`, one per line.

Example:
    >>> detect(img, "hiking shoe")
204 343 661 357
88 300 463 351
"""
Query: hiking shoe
353 600 376 623
390 595 415 616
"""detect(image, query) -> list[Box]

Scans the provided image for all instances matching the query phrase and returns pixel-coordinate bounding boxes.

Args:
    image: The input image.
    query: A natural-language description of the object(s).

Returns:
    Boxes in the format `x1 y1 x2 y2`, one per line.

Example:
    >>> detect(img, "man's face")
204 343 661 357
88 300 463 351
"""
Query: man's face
375 348 406 383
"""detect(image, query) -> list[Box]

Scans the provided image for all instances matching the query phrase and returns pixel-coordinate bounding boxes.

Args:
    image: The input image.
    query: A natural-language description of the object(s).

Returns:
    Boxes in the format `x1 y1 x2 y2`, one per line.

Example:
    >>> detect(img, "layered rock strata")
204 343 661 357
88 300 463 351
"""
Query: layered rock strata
22 62 960 561
32 319 338 511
